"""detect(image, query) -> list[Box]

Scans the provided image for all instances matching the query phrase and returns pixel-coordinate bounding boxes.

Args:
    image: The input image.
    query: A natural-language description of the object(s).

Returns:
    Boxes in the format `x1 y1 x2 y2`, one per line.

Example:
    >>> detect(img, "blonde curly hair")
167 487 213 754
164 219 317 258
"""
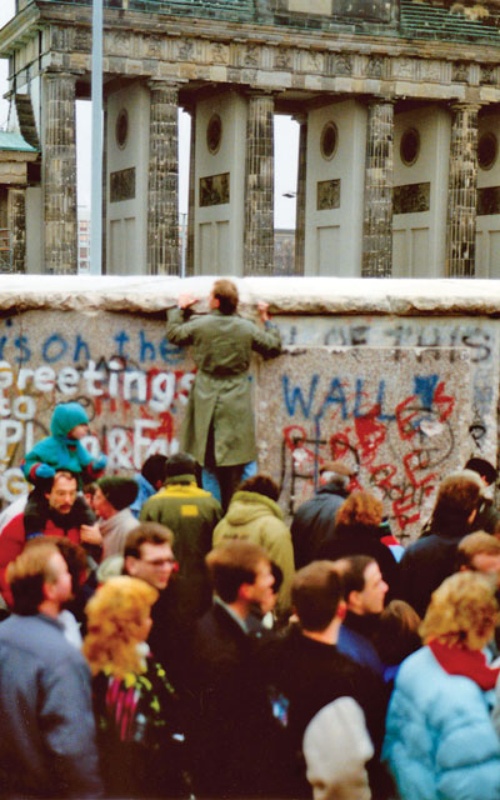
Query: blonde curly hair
83 576 158 678
420 571 498 651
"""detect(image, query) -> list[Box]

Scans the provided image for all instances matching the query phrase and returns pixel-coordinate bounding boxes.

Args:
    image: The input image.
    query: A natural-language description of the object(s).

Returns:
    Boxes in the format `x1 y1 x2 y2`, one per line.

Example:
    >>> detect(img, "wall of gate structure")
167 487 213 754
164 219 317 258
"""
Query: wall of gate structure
0 275 499 542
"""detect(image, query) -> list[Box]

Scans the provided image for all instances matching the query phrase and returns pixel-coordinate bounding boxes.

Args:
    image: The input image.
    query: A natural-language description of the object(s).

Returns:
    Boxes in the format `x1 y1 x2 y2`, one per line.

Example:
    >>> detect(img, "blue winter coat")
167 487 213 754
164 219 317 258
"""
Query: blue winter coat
383 646 500 800
0 614 102 797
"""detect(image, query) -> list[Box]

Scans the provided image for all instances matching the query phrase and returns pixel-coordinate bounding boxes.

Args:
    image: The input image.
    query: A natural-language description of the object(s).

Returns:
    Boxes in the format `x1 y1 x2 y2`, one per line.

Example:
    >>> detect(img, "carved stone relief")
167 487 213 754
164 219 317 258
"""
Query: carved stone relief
110 168 136 202
393 183 430 214
317 179 341 210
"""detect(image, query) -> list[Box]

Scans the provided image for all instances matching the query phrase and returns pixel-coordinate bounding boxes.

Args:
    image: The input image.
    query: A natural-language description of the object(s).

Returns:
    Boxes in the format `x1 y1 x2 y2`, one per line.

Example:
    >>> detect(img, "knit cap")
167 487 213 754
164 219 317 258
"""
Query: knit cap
97 476 138 511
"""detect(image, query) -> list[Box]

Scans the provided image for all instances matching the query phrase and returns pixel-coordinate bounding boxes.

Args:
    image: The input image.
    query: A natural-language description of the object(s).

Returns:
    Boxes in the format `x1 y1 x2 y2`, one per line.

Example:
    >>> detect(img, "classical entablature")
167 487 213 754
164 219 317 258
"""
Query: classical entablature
2 0 500 107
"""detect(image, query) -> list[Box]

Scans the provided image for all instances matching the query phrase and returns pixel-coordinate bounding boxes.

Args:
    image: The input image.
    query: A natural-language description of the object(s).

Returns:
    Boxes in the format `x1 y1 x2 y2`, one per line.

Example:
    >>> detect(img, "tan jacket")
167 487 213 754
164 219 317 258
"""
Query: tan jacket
212 490 295 612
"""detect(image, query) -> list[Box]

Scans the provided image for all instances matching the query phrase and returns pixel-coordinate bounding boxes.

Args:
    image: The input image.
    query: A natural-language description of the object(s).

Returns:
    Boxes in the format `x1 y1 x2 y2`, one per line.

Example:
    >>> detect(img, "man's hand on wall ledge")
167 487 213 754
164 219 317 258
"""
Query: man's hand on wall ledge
257 301 271 323
178 294 199 310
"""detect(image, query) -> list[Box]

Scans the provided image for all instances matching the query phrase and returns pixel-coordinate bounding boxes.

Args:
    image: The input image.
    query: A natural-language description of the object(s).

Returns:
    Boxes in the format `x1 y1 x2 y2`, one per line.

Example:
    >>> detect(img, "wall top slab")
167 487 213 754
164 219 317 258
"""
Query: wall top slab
2 275 500 316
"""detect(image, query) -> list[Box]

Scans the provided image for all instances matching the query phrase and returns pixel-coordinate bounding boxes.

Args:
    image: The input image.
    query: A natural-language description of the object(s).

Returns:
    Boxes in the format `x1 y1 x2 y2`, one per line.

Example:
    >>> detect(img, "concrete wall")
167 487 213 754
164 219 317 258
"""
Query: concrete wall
257 346 472 542
1 275 499 543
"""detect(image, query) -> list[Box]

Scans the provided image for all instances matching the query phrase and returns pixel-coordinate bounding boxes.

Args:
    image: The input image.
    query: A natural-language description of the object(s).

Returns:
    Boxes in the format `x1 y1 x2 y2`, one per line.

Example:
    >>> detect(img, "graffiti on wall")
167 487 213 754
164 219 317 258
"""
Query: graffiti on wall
281 317 498 465
0 312 194 505
0 310 497 543
257 347 473 540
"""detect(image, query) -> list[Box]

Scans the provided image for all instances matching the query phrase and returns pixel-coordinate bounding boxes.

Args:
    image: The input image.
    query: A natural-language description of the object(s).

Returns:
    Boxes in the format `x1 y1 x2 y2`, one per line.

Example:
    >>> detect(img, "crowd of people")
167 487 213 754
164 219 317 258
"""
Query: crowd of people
1 279 500 799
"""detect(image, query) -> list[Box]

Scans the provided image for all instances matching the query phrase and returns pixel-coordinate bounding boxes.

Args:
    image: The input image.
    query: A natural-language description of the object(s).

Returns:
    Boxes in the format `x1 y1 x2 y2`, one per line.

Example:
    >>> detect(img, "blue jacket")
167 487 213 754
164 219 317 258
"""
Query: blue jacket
0 614 102 797
290 480 348 569
338 621 385 679
383 646 500 800
130 473 156 518
22 402 106 485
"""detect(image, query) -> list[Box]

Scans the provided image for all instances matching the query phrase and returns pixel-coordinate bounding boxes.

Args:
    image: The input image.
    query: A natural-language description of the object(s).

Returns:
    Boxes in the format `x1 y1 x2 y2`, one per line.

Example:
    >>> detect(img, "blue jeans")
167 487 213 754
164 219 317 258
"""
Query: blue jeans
202 460 257 509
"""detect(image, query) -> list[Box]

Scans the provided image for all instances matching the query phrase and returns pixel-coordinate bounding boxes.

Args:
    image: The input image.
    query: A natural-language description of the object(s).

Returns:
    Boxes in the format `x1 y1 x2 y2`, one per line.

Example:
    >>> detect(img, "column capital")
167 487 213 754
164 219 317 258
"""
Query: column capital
147 78 182 92
42 69 80 83
448 101 482 114
365 94 396 108
245 88 277 101
147 80 179 105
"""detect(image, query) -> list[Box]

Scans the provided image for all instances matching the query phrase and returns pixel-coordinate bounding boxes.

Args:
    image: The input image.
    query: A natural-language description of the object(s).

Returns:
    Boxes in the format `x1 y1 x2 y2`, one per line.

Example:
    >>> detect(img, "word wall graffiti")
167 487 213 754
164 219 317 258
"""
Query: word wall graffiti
257 347 473 541
280 316 499 463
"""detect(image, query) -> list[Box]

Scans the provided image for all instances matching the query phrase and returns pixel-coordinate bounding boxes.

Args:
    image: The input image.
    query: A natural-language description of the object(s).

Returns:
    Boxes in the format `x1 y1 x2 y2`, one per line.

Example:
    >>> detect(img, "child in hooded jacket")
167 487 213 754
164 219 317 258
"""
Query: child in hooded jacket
21 402 107 538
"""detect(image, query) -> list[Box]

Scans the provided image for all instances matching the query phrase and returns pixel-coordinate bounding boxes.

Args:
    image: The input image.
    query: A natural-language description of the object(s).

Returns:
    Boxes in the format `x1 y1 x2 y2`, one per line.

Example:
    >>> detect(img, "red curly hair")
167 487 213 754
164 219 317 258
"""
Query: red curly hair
335 491 383 528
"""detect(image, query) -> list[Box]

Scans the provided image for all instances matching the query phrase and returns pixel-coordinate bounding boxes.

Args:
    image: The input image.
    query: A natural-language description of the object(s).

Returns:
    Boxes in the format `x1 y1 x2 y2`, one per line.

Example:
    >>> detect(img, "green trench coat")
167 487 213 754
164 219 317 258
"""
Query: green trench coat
166 307 282 467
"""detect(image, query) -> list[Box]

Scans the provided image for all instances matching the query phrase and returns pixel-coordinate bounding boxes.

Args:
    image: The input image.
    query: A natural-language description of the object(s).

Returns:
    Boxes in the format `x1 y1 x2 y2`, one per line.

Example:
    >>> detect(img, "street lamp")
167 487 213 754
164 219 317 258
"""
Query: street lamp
90 0 103 275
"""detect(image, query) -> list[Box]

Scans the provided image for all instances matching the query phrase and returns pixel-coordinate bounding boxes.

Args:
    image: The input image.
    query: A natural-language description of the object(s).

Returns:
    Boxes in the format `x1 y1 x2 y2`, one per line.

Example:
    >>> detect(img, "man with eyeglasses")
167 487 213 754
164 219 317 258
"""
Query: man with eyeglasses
124 522 177 591
123 523 188 686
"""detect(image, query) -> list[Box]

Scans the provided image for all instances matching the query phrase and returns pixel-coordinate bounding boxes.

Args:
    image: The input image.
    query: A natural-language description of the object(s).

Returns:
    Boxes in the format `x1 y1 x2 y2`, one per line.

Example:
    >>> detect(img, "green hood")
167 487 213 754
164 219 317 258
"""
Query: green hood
224 491 284 526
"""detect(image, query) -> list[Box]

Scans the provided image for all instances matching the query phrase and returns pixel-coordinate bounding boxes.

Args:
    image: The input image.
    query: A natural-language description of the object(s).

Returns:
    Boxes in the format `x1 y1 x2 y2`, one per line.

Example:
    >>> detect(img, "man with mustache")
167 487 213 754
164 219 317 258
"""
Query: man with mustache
0 470 101 605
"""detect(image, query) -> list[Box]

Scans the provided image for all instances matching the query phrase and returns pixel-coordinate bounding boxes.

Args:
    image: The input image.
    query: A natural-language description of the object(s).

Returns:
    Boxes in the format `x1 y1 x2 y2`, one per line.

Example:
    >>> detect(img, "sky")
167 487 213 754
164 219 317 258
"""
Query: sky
0 2 13 129
0 0 297 227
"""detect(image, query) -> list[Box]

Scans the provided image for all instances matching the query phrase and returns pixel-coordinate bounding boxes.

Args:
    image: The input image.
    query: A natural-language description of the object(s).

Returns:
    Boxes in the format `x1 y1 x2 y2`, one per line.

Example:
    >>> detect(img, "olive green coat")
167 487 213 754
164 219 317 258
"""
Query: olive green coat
166 308 281 467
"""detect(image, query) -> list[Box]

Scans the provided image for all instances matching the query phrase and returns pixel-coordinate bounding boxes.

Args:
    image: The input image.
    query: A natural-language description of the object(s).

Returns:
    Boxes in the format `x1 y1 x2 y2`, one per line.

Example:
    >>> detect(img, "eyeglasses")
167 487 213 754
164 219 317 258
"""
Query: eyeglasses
141 558 177 569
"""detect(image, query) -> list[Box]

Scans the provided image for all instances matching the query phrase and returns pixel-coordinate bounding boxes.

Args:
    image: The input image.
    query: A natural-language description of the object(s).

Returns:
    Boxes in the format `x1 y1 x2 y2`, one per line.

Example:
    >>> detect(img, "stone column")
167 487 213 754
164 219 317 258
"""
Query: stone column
362 99 394 277
446 103 479 277
147 81 179 275
43 72 78 274
244 91 275 276
294 113 307 276
8 187 26 273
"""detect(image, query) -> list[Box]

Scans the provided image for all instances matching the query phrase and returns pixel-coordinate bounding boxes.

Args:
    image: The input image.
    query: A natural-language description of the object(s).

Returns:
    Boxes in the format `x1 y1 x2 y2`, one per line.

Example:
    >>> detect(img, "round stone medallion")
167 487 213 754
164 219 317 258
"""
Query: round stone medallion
115 108 129 150
207 114 222 155
320 121 338 161
478 132 497 171
400 128 420 167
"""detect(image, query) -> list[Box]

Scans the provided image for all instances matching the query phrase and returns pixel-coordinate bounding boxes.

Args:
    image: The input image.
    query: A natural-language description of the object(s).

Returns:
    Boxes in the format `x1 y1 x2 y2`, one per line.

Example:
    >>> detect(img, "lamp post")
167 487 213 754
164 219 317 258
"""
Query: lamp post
90 0 103 275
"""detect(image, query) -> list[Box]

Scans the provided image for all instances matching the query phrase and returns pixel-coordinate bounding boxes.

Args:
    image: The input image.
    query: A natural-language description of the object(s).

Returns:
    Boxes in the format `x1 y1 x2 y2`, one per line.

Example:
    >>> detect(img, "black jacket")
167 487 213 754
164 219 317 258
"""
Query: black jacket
291 480 348 569
252 625 388 798
319 523 400 598
189 602 261 797
399 529 463 617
